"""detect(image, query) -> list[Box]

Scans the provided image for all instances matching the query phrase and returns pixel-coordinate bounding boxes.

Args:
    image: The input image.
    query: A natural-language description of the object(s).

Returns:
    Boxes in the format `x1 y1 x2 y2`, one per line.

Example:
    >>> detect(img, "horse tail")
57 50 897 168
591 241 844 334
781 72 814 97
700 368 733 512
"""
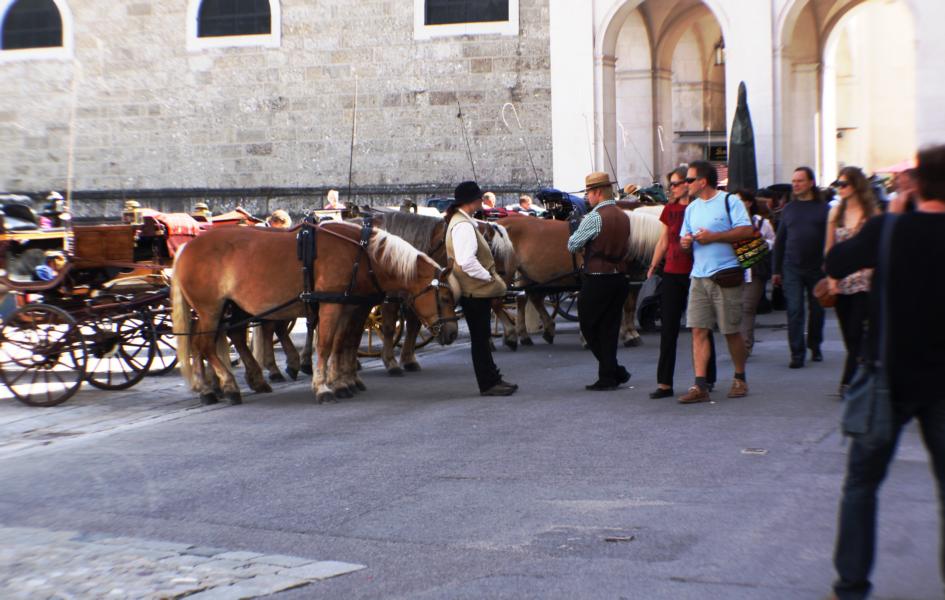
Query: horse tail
171 267 197 390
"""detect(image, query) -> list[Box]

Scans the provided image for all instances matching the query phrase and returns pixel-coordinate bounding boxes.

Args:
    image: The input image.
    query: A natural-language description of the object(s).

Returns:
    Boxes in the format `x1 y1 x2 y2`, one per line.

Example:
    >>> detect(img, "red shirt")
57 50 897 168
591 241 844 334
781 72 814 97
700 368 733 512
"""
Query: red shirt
660 202 694 275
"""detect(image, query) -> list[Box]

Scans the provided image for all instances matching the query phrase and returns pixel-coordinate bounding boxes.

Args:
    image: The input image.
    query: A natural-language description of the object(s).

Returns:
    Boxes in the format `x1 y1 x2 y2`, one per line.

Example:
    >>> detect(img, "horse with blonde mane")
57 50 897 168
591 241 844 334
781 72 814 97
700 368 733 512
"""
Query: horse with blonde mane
496 207 663 348
171 222 458 405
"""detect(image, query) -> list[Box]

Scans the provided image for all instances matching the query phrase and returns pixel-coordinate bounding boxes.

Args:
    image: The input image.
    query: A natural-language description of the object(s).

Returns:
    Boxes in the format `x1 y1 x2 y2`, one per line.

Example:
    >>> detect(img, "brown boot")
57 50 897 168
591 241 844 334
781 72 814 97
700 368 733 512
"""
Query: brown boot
678 385 710 404
727 379 748 398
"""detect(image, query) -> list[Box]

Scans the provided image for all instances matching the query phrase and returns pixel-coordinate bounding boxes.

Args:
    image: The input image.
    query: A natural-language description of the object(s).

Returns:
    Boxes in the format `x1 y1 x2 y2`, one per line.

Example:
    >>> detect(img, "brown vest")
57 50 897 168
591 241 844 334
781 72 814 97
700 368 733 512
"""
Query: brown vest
584 204 631 273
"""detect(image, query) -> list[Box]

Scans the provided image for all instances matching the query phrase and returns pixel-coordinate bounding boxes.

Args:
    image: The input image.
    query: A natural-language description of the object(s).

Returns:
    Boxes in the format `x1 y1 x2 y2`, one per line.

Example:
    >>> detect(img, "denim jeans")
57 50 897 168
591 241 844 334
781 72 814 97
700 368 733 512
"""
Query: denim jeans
833 399 945 599
782 264 825 360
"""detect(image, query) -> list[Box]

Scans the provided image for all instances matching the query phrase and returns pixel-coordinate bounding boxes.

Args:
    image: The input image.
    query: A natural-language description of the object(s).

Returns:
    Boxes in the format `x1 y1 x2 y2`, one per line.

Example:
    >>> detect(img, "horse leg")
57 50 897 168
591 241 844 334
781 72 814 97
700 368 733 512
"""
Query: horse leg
313 305 340 404
516 295 533 346
492 298 517 351
275 320 301 380
328 307 355 399
300 319 316 376
252 321 283 382
621 288 642 347
229 324 272 394
529 292 556 344
379 301 403 376
194 323 242 405
345 305 370 392
400 309 422 372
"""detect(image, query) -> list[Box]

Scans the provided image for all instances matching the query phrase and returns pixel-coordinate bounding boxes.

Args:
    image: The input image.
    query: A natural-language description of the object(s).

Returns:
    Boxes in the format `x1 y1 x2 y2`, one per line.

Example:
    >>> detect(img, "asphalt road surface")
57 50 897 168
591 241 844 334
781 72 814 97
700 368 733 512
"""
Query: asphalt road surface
0 312 941 599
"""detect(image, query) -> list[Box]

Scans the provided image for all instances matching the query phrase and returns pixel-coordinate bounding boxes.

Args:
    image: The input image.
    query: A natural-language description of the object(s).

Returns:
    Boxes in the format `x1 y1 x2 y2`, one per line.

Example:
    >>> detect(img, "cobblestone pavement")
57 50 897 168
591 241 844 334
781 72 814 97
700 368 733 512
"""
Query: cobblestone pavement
0 526 364 599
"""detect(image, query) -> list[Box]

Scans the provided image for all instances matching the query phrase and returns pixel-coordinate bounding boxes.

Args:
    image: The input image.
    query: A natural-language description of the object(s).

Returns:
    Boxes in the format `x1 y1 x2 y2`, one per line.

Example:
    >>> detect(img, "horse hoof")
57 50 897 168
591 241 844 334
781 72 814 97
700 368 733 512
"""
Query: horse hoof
542 331 555 345
623 337 642 348
225 391 242 405
316 391 336 404
256 382 273 394
285 367 299 381
300 364 313 376
347 384 359 395
269 372 286 383
504 339 518 352
388 367 404 377
355 379 367 391
200 393 219 405
335 387 353 399
403 362 421 372
521 337 534 347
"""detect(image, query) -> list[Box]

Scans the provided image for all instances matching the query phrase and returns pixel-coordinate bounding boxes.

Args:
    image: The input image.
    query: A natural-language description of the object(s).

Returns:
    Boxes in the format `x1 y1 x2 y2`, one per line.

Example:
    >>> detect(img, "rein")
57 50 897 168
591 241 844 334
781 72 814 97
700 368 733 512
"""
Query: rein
297 216 385 307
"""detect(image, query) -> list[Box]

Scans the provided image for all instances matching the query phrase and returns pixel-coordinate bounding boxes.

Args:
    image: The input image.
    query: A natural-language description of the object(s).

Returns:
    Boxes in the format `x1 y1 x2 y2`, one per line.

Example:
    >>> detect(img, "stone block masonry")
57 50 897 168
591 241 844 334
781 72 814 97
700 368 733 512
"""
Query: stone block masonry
0 0 553 213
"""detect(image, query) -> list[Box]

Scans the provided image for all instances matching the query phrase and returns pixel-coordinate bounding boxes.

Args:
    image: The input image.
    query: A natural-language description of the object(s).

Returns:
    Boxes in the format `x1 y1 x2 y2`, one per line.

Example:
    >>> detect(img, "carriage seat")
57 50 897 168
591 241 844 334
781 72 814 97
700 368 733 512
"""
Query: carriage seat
0 195 40 231
0 262 72 292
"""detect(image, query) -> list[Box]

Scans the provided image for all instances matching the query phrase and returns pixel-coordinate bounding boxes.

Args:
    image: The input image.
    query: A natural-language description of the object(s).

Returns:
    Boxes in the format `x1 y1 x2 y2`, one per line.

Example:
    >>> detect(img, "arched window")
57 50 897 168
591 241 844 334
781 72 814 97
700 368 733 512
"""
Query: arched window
1 0 62 50
425 0 508 26
197 0 271 38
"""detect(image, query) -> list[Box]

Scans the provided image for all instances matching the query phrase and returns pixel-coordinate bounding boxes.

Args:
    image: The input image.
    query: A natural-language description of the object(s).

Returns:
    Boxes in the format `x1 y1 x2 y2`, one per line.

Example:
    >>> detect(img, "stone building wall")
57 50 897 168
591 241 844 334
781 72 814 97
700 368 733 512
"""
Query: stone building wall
0 0 552 217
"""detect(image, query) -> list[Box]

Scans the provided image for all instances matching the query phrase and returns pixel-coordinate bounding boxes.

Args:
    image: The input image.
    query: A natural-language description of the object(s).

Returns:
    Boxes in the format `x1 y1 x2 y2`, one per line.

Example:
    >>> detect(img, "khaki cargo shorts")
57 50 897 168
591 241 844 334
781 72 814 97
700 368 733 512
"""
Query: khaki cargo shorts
686 276 744 335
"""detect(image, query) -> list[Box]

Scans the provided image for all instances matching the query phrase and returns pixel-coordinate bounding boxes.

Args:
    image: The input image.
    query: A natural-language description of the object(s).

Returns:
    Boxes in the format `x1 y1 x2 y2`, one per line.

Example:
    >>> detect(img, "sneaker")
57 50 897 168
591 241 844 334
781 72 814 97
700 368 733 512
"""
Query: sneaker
789 357 804 369
679 385 710 404
585 380 618 391
481 382 517 396
728 379 748 398
811 348 823 362
649 387 674 399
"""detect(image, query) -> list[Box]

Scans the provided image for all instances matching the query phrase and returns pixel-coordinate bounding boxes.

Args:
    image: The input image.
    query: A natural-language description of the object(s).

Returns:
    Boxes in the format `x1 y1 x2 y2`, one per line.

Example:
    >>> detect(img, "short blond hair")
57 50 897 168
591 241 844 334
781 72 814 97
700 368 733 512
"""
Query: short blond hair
268 209 291 228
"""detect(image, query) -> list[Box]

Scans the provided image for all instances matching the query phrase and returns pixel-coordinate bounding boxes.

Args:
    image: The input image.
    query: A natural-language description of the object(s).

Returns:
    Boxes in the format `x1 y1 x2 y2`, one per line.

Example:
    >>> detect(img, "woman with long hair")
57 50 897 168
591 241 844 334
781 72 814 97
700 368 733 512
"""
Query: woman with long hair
736 189 775 355
824 166 880 392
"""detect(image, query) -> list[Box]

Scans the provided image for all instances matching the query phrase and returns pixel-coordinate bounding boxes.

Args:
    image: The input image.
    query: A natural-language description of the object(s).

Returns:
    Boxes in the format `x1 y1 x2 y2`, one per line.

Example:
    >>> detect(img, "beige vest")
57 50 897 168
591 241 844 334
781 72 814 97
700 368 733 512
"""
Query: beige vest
445 211 507 298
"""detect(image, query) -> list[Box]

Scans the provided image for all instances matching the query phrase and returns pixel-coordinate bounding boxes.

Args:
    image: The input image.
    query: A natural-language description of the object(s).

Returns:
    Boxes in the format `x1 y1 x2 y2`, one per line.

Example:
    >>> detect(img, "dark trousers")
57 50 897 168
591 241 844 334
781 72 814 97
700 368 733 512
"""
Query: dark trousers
459 296 501 392
782 264 825 360
578 274 630 385
657 273 716 387
835 292 870 385
834 399 945 599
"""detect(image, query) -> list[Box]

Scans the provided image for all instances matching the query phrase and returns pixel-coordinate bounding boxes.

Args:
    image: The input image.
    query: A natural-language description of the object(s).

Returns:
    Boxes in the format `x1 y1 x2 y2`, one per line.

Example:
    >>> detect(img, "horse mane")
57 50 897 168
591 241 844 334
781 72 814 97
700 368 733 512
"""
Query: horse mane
370 228 438 281
479 220 515 274
624 209 664 264
370 208 443 253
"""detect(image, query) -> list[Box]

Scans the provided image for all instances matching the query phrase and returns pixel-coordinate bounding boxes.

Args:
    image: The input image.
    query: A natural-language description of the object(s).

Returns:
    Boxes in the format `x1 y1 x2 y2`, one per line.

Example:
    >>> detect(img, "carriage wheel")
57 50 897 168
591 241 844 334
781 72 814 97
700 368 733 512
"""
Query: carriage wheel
0 304 87 407
148 306 178 376
83 312 155 390
551 291 580 321
359 305 403 358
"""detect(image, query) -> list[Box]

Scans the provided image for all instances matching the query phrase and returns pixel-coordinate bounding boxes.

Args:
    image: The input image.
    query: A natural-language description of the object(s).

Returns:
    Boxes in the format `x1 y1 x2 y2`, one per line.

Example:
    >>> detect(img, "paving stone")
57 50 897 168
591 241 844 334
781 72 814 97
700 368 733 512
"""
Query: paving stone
250 554 315 568
193 558 251 572
186 575 310 600
183 546 231 558
129 540 194 553
230 563 282 578
280 560 366 581
213 551 264 561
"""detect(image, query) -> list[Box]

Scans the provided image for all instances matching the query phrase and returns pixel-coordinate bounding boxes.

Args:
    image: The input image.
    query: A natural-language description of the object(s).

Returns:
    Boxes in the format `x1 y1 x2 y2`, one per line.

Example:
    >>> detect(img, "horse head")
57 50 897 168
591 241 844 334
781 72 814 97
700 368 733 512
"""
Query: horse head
408 259 459 346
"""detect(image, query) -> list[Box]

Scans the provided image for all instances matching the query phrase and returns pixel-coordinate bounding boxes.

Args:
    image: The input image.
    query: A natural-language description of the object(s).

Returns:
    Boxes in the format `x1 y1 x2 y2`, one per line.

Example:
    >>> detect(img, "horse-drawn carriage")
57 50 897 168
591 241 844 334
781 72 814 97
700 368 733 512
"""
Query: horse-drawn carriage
0 198 192 406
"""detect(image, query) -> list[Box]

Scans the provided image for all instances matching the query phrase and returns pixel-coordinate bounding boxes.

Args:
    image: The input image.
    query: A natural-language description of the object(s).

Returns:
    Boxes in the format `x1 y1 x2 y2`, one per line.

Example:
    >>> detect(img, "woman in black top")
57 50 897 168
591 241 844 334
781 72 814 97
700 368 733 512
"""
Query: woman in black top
825 145 945 600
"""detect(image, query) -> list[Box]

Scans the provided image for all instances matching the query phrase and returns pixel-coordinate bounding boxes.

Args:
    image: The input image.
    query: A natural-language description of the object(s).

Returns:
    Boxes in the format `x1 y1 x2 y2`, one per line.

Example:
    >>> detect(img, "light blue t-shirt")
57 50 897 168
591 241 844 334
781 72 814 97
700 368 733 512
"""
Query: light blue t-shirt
681 191 752 278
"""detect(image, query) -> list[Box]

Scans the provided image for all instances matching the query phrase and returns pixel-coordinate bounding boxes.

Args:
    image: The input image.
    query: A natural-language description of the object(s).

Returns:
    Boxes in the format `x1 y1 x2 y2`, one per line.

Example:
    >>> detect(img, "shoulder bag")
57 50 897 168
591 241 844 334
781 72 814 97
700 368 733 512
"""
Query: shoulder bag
841 215 897 447
726 195 771 270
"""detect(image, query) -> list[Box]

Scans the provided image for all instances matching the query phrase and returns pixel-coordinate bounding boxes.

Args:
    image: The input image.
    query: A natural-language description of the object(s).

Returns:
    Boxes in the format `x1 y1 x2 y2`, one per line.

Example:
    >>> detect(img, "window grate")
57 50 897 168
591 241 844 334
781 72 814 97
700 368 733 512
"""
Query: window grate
198 0 271 38
1 0 63 50
425 0 509 26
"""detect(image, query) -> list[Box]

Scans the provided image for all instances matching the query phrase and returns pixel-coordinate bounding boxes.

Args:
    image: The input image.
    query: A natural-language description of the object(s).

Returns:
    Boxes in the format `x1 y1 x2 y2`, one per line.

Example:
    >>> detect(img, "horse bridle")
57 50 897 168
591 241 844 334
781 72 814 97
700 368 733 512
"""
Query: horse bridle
405 267 460 336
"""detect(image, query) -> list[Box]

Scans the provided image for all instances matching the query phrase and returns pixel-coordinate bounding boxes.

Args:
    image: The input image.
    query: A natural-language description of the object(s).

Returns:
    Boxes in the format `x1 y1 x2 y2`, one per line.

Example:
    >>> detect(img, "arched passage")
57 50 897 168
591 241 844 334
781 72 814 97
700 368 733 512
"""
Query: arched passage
777 0 916 182
601 0 727 189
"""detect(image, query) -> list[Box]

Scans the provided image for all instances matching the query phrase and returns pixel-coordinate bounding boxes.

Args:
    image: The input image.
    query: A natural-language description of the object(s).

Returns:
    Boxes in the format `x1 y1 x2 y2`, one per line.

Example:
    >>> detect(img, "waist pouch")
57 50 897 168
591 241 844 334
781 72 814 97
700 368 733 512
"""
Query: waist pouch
710 267 744 288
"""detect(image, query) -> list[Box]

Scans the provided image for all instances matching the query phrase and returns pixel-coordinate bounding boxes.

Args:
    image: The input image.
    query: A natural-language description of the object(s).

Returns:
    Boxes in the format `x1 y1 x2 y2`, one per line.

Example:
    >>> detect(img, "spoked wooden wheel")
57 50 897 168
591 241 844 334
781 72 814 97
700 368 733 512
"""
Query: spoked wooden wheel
148 305 178 376
551 291 580 321
83 311 155 390
0 304 87 407
359 305 402 358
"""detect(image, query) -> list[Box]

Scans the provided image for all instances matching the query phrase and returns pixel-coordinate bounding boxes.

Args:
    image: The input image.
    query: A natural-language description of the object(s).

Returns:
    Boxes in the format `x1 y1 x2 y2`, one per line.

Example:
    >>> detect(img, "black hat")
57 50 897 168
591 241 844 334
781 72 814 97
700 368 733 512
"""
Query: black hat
453 181 484 206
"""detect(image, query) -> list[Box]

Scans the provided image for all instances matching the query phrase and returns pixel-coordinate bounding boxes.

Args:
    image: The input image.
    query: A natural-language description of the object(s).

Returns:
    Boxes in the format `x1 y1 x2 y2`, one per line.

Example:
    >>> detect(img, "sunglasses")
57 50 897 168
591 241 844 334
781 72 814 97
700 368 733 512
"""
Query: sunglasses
836 181 852 189
670 181 686 188
685 177 700 184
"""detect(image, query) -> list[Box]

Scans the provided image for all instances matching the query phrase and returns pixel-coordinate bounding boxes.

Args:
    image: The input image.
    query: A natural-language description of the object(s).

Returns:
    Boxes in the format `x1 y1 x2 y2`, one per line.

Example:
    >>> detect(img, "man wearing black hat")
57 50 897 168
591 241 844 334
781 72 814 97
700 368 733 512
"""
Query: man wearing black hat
568 171 632 391
445 181 518 396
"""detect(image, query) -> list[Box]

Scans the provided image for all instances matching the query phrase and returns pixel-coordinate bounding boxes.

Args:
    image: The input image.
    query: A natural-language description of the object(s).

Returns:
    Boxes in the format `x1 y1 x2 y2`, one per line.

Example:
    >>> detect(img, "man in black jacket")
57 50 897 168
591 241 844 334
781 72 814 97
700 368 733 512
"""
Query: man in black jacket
772 167 830 368
826 145 945 600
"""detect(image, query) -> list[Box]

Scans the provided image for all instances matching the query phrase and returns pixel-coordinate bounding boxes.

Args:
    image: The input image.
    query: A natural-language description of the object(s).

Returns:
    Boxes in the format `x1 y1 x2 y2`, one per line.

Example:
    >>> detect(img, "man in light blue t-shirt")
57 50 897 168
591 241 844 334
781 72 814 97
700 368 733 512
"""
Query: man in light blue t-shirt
678 160 754 404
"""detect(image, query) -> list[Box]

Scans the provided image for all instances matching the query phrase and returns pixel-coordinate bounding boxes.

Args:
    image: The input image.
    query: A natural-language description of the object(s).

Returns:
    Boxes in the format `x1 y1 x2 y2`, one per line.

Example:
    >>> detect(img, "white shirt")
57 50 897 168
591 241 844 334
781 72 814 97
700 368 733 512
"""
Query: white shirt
451 210 492 281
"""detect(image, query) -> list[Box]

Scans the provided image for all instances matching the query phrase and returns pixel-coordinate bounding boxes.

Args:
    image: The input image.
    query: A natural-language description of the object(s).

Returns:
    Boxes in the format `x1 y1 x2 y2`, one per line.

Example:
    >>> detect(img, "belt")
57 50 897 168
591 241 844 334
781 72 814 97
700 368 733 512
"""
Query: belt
584 271 622 276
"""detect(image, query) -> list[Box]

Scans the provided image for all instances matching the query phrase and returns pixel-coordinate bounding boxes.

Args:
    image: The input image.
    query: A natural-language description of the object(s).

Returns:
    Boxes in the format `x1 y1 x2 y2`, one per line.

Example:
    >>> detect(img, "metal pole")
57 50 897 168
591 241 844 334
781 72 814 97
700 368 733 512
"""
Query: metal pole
346 76 359 206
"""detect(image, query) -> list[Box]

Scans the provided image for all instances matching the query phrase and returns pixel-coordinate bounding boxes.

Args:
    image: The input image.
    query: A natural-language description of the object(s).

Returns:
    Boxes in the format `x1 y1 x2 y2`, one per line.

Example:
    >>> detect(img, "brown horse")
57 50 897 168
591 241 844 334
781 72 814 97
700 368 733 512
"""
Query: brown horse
496 209 662 348
171 222 458 404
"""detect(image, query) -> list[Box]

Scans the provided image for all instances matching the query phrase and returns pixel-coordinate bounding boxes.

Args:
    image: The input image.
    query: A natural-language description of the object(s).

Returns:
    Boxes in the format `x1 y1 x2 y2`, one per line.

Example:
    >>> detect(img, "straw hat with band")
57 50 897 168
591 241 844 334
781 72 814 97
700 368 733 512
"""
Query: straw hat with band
584 172 617 199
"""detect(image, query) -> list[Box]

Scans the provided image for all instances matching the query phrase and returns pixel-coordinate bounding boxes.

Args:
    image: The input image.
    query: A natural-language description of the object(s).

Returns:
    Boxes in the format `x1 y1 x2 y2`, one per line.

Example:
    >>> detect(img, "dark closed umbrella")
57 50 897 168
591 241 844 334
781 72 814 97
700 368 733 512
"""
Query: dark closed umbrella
727 81 758 191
